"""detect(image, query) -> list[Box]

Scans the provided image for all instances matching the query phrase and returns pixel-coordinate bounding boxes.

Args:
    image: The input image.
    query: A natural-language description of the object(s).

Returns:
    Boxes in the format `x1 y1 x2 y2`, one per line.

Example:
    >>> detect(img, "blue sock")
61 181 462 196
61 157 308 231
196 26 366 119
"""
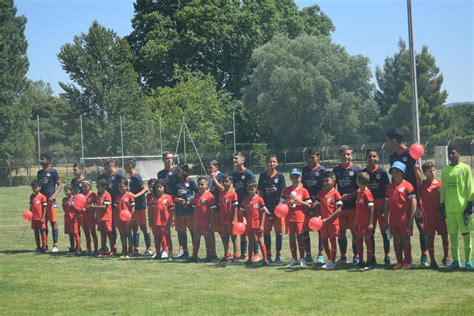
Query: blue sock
144 231 151 249
338 236 347 257
276 234 282 253
241 238 247 256
52 229 58 243
133 231 140 248
264 234 271 254
352 241 357 257
420 235 428 254
253 240 259 254
382 232 390 255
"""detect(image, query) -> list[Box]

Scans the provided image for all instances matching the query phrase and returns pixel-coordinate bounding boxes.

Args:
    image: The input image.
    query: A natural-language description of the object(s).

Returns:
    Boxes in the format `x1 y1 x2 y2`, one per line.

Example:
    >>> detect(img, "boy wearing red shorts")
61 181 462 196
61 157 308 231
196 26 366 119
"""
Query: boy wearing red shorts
89 179 115 257
241 181 269 266
281 168 312 267
315 171 342 270
190 177 217 262
81 180 99 256
219 174 239 262
62 185 79 253
354 172 375 270
116 179 135 258
384 162 417 269
152 180 175 260
30 181 47 254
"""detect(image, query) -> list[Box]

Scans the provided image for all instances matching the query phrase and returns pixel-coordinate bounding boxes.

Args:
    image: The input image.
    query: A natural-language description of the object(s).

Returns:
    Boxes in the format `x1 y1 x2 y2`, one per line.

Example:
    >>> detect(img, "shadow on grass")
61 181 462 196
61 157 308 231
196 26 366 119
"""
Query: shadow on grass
0 249 34 254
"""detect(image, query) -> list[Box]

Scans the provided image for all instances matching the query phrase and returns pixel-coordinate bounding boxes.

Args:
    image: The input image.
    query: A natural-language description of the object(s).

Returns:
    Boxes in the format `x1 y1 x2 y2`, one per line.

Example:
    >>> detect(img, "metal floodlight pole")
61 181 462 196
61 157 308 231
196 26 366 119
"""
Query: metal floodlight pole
120 116 124 169
407 0 421 144
37 115 41 161
233 112 237 155
182 118 187 164
80 115 84 162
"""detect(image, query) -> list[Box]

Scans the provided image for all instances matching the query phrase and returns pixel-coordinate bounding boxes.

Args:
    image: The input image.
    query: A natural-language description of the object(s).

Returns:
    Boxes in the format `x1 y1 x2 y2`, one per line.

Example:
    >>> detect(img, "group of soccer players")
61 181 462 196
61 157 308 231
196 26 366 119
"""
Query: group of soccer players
28 128 473 270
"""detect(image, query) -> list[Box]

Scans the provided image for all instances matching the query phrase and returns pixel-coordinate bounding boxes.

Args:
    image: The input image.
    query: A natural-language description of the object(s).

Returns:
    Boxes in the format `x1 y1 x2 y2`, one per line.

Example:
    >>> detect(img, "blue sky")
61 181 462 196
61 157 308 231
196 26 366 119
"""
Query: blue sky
16 0 473 103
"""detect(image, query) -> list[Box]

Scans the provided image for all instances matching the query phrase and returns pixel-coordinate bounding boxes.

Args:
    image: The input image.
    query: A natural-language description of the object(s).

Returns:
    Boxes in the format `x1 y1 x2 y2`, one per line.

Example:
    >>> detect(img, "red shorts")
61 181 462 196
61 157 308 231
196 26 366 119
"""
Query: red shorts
237 208 244 222
320 222 339 239
264 214 284 234
390 221 413 237
286 221 304 235
212 212 221 233
194 225 211 236
372 199 385 228
355 225 372 238
339 209 355 232
85 211 96 228
221 223 233 236
64 215 79 234
31 220 46 230
131 209 147 226
424 218 448 237
246 227 263 238
98 220 112 232
175 215 193 232
45 201 57 222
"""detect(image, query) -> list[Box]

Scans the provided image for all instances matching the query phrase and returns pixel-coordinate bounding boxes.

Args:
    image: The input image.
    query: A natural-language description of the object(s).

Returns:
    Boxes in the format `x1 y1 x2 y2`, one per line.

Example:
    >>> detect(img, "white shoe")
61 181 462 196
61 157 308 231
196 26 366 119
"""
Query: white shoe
51 246 59 253
161 251 169 259
177 249 184 257
299 259 307 267
287 258 299 267
323 260 336 270
144 249 153 256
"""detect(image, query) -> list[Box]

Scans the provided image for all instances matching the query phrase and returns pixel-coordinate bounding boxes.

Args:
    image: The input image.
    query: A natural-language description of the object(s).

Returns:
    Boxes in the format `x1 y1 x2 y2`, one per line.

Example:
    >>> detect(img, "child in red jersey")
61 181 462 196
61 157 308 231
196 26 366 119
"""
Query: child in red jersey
419 162 450 268
146 179 159 256
281 168 312 267
190 177 217 262
80 180 99 256
88 179 115 257
116 178 136 258
152 179 175 260
354 172 375 270
315 171 342 270
241 181 269 266
219 174 240 262
384 162 417 269
62 185 79 253
29 181 48 254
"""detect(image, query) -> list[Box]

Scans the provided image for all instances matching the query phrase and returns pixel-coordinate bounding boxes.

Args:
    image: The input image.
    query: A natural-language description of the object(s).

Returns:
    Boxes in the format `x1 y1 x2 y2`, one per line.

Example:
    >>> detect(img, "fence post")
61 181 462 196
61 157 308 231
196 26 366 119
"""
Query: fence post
360 144 366 168
283 149 288 173
321 146 326 165
7 159 11 187
249 150 253 171
381 143 386 167
302 147 307 167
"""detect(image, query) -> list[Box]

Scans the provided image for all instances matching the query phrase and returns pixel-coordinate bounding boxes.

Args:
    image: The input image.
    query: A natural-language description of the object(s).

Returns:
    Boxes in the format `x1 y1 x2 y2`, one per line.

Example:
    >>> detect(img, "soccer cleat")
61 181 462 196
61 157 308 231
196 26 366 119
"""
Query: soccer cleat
167 256 173 262
420 255 428 268
392 263 403 270
44 246 49 252
244 259 253 265
287 258 299 267
465 261 473 270
68 247 75 253
352 256 360 266
448 260 462 269
402 262 412 269
92 250 98 257
108 251 115 257
317 255 325 264
176 249 185 258
355 261 366 269
144 249 153 257
240 253 248 261
253 253 260 263
75 249 82 256
430 261 439 269
152 253 160 260
267 254 273 263
97 250 106 258
275 255 282 264
442 258 452 267
299 258 308 267
260 260 269 267
305 255 313 263
161 251 169 259
384 255 391 266
363 263 374 271
177 251 189 260
323 260 336 270
51 246 59 253
34 248 41 255
336 256 347 264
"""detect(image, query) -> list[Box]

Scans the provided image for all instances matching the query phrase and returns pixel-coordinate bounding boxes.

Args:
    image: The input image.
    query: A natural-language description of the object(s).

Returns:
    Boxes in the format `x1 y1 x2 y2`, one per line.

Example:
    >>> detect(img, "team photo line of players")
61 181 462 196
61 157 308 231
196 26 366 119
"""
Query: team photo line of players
28 128 473 270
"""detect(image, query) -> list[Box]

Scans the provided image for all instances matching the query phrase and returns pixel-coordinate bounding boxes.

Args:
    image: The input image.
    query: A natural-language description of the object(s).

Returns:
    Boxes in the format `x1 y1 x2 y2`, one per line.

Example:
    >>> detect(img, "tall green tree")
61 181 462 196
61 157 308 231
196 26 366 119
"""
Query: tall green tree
58 21 156 157
0 0 34 170
242 35 379 147
375 39 450 141
128 0 334 96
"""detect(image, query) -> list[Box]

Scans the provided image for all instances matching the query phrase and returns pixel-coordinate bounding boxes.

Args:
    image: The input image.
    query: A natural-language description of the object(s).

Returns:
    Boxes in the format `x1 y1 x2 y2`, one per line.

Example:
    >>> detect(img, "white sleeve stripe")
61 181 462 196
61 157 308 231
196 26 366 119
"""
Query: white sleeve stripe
210 205 217 209
104 201 111 205
304 199 312 203
385 197 390 201
232 202 239 206
336 201 343 206
408 194 416 199
368 202 374 207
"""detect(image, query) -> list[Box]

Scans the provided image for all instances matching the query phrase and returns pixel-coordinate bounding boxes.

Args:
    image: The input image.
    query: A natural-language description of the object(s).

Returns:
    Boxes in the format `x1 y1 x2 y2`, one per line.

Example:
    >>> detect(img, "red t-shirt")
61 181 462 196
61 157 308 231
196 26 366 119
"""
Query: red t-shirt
419 180 441 220
281 186 311 223
118 192 136 213
385 180 415 223
62 196 75 220
30 193 47 221
241 195 266 229
194 191 216 226
219 190 239 225
147 193 156 218
85 191 97 215
355 188 375 227
96 191 112 221
316 188 342 223
154 194 174 226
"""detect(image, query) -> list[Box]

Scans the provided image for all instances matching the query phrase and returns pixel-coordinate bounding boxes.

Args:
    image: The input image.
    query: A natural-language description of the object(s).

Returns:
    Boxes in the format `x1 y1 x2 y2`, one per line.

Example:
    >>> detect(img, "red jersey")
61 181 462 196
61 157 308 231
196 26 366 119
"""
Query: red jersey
219 190 239 225
355 188 375 226
118 192 136 213
316 188 342 222
62 196 75 220
96 191 112 221
385 180 416 223
419 180 441 220
281 186 311 223
241 194 266 229
194 191 217 226
154 194 174 226
30 192 47 221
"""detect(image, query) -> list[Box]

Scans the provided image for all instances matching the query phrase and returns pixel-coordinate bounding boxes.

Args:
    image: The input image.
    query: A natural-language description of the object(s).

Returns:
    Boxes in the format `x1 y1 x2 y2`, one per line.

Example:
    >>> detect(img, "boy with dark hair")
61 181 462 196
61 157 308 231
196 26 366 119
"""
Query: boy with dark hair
157 151 177 194
71 162 85 195
258 154 286 263
386 128 427 266
302 149 327 264
441 144 473 269
37 153 62 253
29 181 48 254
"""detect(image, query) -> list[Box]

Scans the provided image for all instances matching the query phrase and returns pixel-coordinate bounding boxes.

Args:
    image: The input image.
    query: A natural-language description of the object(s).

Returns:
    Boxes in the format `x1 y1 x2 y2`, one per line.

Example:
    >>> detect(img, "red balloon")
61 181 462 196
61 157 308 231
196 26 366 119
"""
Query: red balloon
274 203 289 218
73 193 87 211
308 217 323 231
409 143 425 160
119 210 132 222
22 210 33 221
232 222 246 236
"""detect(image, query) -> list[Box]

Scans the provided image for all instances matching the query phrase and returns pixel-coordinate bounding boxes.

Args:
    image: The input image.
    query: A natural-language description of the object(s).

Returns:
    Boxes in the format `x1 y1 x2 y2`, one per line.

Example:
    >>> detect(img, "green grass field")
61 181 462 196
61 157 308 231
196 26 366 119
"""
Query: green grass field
1 185 474 315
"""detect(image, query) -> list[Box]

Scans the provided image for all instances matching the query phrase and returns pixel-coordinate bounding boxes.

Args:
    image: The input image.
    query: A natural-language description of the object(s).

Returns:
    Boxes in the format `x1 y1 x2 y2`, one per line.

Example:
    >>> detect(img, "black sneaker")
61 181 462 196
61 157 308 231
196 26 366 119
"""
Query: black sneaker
178 251 190 260
384 255 391 266
245 259 253 265
355 261 366 269
364 263 375 271
189 256 198 263
442 258 452 267
260 260 269 267
430 261 439 270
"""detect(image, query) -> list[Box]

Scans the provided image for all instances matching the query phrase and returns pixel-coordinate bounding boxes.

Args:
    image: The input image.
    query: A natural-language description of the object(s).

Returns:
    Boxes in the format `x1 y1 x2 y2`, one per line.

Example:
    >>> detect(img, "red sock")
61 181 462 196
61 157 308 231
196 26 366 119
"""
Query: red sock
91 229 98 251
427 237 435 261
107 232 114 253
161 229 168 252
394 241 403 263
41 230 47 248
259 240 268 261
442 235 450 259
69 234 75 249
365 237 373 263
330 238 337 262
357 236 364 263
